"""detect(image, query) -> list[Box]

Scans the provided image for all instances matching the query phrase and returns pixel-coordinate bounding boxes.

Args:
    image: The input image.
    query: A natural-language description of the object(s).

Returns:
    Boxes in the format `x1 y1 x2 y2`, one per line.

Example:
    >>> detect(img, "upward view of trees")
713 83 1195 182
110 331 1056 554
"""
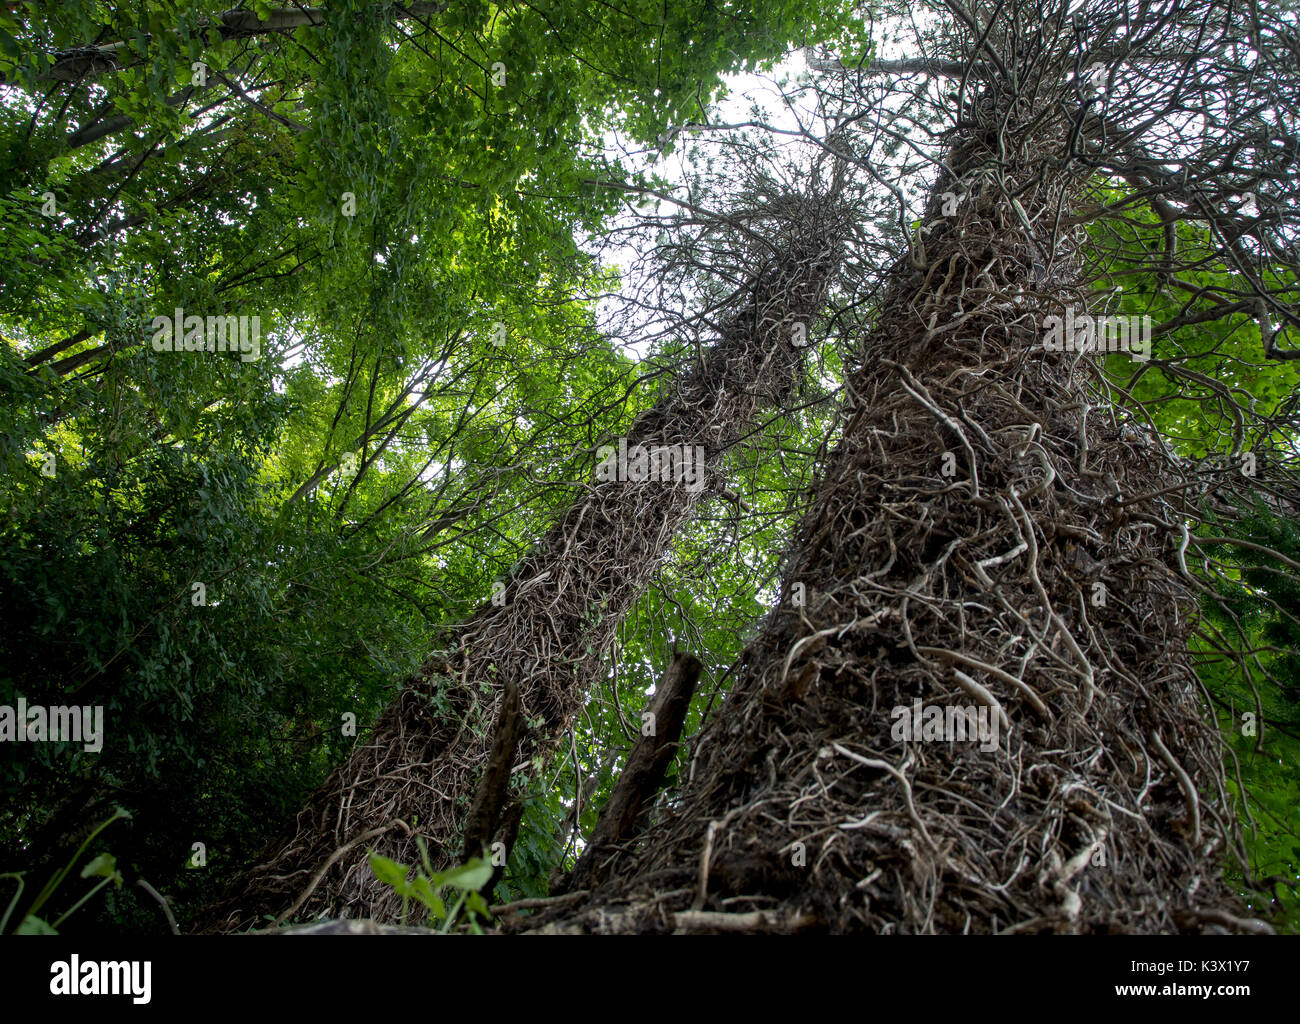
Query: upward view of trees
1 0 1298 939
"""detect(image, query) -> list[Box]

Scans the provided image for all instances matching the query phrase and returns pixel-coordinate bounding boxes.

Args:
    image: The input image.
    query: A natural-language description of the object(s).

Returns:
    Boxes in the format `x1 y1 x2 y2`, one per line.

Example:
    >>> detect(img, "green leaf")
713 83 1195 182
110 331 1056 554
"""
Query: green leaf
367 852 409 890
406 875 441 916
79 853 117 880
436 859 493 892
16 915 57 935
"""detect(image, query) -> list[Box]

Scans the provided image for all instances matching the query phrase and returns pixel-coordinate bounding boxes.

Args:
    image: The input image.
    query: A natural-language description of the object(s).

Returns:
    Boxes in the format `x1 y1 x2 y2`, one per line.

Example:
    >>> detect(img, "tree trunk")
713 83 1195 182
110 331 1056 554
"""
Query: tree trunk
196 192 850 931
561 651 702 894
526 94 1240 934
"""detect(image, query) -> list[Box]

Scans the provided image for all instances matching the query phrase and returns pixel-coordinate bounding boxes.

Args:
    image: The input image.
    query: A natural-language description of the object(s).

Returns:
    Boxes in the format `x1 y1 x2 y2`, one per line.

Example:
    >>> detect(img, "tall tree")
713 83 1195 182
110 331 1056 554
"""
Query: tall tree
198 165 858 931
524 0 1300 934
0 0 872 932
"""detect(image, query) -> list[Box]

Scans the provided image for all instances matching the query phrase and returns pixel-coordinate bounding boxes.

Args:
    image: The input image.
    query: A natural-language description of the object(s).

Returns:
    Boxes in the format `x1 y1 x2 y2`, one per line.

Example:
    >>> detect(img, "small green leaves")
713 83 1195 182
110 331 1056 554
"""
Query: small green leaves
367 850 494 929
0 29 22 60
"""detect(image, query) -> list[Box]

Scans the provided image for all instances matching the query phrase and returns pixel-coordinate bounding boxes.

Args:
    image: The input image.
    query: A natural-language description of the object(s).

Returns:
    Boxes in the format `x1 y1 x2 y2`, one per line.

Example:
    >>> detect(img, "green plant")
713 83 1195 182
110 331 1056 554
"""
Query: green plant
367 840 492 933
2 807 130 934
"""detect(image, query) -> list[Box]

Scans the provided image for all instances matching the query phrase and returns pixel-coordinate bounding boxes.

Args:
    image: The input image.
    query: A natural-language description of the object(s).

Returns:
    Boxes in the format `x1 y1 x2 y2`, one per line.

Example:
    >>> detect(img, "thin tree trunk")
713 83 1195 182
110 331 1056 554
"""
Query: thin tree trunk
195 192 850 931
561 651 702 894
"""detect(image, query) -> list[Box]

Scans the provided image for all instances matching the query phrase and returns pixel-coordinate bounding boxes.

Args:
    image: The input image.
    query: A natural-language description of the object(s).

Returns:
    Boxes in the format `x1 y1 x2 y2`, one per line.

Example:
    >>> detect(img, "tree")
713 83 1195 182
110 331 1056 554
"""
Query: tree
5 0 1299 938
0 0 870 931
520 0 1300 934
198 159 859 931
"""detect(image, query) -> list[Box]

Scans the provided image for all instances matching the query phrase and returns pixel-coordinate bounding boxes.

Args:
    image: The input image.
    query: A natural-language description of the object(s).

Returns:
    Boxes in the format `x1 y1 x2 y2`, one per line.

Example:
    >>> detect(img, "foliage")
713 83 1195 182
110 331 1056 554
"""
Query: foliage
0 0 871 933
1 807 129 934
1196 505 1300 932
367 846 492 932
